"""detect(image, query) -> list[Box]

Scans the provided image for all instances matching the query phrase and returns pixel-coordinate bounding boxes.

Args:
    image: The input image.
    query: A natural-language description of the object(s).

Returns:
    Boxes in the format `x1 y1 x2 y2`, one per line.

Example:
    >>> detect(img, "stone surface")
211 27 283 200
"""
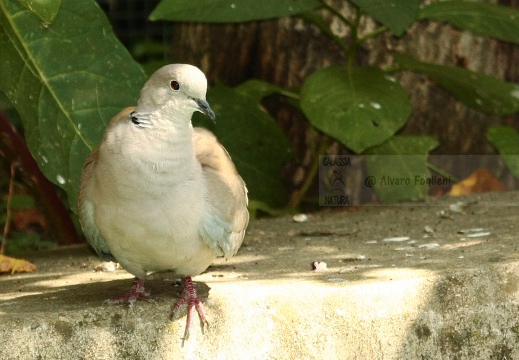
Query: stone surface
1 191 519 359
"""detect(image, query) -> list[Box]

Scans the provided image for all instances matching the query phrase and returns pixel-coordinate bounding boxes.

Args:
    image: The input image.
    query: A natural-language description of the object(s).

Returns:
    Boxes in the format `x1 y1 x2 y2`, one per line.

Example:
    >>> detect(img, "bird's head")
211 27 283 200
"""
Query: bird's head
137 64 216 122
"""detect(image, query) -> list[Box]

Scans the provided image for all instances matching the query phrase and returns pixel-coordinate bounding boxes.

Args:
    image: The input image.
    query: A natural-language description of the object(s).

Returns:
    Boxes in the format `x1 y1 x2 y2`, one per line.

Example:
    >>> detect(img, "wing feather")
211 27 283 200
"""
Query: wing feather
194 127 249 259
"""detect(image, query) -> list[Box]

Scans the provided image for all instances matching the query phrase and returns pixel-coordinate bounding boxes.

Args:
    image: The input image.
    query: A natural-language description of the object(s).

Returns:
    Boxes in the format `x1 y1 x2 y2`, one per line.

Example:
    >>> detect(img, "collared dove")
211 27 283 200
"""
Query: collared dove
78 64 249 340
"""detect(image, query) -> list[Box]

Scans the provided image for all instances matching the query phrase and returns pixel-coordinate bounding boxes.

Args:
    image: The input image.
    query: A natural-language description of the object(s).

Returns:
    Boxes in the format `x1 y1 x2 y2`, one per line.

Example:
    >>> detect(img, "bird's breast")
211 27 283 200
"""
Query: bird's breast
86 126 213 274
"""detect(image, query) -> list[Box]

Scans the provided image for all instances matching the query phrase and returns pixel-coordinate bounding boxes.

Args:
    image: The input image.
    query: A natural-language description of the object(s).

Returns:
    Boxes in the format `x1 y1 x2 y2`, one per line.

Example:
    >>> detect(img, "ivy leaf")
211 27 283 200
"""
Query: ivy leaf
300 66 411 153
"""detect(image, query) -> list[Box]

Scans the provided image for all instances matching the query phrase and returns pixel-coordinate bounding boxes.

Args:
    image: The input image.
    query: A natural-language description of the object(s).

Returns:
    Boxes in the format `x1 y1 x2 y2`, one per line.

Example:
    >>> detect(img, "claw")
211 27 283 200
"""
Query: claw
104 277 150 304
170 276 209 344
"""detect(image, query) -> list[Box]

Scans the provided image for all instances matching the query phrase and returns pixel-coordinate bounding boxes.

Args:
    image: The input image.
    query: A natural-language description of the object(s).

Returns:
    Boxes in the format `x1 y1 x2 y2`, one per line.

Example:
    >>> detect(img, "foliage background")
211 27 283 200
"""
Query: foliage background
1 0 519 251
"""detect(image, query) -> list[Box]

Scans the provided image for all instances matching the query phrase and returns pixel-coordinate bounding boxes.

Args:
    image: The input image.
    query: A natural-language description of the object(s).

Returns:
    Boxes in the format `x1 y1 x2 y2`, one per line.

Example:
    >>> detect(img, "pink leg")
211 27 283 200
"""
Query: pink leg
104 277 150 305
171 276 209 341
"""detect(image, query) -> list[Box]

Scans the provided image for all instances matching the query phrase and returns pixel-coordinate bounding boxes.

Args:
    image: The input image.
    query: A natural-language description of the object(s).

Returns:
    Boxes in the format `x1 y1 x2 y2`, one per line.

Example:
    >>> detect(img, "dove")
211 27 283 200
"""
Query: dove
78 64 249 341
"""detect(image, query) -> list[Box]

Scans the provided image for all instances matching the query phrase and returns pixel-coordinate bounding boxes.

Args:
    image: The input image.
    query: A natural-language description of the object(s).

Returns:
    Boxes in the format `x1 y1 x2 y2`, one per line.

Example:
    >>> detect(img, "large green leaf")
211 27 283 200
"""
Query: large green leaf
300 66 411 153
0 0 147 209
396 53 519 116
193 84 291 208
486 126 519 179
17 0 61 25
365 136 439 203
420 1 519 45
350 0 420 36
150 0 321 22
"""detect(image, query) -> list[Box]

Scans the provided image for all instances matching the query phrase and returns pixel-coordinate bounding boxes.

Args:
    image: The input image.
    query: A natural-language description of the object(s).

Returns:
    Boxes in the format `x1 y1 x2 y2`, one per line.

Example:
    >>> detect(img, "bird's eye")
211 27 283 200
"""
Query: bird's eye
170 80 180 91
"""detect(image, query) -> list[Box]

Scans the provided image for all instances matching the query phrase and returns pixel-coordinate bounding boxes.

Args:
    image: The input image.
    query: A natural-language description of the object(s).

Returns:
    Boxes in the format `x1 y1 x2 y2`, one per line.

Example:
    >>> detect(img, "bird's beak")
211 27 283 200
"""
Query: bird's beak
194 98 216 123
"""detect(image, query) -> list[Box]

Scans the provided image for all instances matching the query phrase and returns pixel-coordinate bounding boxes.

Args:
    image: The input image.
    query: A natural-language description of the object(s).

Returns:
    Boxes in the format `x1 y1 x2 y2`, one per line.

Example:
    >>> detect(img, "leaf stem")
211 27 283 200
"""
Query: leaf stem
288 133 333 208
299 11 349 55
277 88 300 100
1 164 15 255
347 8 363 67
320 0 354 29
359 26 389 43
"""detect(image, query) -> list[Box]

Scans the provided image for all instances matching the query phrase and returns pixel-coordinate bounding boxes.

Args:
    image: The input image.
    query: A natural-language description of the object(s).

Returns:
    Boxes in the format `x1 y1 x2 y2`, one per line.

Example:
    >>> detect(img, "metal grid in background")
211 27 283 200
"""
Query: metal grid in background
96 0 173 65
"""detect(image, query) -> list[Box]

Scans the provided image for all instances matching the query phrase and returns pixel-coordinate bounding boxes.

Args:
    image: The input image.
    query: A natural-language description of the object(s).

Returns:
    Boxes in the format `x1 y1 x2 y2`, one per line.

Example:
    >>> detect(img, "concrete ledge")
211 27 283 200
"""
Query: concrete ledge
1 191 519 359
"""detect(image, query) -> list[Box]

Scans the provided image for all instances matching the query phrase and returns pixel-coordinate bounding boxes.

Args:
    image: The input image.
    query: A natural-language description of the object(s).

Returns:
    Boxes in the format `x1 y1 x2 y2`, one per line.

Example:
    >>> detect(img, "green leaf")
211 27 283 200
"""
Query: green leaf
150 0 321 22
6 232 56 255
420 1 519 45
10 194 36 210
0 0 147 209
235 79 288 103
17 0 61 25
396 53 519 116
486 126 519 178
365 136 439 203
193 84 291 208
350 0 420 36
300 66 411 153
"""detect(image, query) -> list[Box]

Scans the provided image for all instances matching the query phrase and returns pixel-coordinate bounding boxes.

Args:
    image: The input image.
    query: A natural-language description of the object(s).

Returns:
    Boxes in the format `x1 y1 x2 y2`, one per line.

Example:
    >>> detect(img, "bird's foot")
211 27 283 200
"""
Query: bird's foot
170 276 209 343
104 277 151 305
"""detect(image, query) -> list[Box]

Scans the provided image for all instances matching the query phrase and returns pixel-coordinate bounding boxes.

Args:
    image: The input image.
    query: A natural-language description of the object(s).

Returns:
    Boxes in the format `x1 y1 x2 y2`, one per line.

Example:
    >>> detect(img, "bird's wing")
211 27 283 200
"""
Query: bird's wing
77 107 136 262
194 127 249 259
77 147 115 262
